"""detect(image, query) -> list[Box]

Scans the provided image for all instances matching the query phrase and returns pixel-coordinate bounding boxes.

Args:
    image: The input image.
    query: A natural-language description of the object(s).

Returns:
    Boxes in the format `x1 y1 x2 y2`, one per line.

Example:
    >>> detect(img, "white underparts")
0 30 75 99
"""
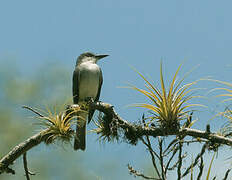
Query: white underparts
78 61 100 102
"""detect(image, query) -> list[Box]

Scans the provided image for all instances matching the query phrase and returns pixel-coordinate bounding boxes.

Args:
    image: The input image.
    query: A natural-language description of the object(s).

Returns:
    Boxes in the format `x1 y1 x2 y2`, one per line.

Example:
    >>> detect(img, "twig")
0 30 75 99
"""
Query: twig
182 139 207 144
127 164 160 180
141 115 161 179
177 142 183 180
22 105 44 117
165 146 178 174
141 136 161 179
158 137 166 180
167 153 187 171
23 152 36 179
146 137 161 178
163 139 178 155
182 143 207 178
222 169 231 180
197 156 204 180
23 153 30 180
141 138 160 160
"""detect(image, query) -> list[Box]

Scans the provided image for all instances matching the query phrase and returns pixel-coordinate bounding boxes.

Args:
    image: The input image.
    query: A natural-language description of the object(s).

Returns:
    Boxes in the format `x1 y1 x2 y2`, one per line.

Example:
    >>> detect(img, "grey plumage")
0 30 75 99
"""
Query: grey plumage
73 52 108 150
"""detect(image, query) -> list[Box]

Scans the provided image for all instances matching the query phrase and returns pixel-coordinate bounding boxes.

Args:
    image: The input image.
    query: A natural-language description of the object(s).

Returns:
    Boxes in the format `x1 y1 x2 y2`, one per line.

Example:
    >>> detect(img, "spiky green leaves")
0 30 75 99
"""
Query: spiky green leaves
92 112 119 142
210 79 232 137
36 105 82 144
131 62 198 130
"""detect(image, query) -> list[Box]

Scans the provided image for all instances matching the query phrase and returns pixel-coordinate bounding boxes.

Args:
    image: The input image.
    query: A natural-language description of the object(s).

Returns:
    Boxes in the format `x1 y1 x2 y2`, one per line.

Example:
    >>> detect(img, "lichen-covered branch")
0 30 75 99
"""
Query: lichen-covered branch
0 129 50 174
127 164 160 180
0 104 76 176
89 102 232 147
1 101 232 177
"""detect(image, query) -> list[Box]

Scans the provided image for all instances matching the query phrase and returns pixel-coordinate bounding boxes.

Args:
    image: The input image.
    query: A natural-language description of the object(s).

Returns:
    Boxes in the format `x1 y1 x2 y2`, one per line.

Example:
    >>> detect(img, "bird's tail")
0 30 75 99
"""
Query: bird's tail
74 111 88 151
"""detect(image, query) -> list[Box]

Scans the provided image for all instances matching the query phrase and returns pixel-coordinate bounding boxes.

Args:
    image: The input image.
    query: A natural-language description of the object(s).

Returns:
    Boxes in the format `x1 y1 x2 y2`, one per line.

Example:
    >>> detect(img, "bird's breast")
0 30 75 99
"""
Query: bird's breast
78 62 101 101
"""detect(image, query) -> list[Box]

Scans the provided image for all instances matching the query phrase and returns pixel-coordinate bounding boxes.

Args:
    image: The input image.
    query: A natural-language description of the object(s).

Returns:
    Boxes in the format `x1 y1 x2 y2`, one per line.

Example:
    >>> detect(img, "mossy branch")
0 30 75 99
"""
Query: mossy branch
1 101 232 176
89 101 232 146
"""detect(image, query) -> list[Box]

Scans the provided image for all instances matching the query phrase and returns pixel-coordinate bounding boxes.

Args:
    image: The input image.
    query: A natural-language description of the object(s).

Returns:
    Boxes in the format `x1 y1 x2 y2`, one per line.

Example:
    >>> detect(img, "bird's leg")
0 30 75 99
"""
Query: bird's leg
84 97 94 112
79 97 94 111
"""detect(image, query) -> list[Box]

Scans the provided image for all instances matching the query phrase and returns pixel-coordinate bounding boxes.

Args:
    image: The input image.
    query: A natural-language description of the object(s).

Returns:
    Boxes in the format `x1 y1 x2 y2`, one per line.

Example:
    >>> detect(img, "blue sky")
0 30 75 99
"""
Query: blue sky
1 0 232 179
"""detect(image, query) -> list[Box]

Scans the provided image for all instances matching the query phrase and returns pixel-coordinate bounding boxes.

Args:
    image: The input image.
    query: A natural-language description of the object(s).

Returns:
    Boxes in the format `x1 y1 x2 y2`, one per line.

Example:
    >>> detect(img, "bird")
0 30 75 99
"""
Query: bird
72 52 108 151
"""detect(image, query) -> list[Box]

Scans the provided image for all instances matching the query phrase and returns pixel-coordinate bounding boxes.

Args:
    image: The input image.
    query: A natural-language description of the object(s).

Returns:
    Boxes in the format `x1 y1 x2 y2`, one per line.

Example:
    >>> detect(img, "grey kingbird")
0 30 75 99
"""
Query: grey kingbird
72 52 108 150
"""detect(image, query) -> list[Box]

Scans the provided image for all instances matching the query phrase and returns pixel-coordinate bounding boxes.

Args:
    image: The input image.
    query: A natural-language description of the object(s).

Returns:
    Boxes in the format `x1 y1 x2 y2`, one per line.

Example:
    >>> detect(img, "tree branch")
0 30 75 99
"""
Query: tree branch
127 164 160 180
177 142 183 180
182 143 207 178
223 169 231 180
0 104 74 175
23 153 30 180
197 156 204 180
89 102 232 146
2 101 232 177
0 129 50 174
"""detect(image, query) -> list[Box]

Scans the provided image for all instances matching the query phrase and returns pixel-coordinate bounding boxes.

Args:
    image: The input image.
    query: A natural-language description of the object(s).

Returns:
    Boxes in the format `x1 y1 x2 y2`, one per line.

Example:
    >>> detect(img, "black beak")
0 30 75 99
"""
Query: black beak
96 54 109 60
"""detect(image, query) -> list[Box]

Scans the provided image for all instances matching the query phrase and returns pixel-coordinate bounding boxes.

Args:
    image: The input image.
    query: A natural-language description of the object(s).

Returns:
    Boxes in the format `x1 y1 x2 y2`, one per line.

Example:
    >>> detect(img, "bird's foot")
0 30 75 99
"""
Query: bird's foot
85 97 94 104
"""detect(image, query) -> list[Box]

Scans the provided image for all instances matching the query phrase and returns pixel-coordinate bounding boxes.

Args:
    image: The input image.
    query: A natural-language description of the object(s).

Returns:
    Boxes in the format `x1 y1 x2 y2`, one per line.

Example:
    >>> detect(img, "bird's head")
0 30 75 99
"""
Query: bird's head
76 52 109 65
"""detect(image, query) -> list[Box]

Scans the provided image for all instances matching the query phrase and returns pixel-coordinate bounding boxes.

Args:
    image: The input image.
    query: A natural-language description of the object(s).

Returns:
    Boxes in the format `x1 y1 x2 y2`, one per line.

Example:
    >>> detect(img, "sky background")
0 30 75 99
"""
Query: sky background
1 0 232 179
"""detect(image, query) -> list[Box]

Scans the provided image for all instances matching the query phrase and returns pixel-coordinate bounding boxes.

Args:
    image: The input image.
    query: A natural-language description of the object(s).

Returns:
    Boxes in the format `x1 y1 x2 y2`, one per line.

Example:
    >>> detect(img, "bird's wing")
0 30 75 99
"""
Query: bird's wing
88 69 103 123
72 67 79 104
95 68 103 102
